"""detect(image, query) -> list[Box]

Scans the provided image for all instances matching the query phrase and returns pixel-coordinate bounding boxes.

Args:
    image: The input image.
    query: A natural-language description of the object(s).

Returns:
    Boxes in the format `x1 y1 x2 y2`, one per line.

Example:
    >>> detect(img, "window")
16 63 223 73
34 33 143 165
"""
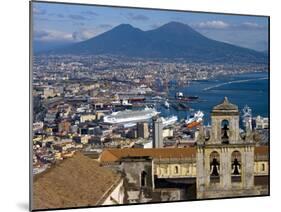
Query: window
261 163 265 172
231 151 242 182
221 120 230 144
175 166 179 174
141 171 147 187
210 151 220 183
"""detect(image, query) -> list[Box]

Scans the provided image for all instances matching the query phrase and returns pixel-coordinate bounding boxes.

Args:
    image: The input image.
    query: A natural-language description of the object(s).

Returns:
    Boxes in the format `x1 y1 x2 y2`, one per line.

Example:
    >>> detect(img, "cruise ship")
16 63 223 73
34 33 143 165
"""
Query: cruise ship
161 116 178 127
103 108 160 124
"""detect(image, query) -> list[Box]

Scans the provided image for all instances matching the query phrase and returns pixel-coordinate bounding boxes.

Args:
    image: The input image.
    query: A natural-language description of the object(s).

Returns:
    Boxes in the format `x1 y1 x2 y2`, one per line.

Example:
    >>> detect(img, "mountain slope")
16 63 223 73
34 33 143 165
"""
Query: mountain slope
46 22 267 64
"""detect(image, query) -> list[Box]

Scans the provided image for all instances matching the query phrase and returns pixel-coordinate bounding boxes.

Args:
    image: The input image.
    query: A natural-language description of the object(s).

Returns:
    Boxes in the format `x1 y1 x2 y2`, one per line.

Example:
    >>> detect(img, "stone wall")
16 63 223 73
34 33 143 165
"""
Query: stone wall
102 179 125 205
121 157 154 189
196 144 256 199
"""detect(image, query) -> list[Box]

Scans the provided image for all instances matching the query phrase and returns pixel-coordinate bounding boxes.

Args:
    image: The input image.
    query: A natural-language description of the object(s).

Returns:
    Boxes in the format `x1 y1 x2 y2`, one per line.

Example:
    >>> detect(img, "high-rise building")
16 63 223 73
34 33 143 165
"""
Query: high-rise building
137 122 149 139
152 117 163 148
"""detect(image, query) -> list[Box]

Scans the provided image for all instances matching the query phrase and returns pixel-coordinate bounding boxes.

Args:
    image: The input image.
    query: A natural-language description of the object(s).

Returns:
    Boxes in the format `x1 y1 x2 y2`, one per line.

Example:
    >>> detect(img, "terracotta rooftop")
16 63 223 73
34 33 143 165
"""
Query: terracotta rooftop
99 146 268 163
254 146 269 156
99 148 197 163
33 152 121 210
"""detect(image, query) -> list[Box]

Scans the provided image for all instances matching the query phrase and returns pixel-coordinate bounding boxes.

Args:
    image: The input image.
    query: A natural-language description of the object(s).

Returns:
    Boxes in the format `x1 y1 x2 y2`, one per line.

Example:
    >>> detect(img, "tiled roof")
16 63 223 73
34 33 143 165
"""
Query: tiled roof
33 152 121 210
254 146 269 156
99 146 268 163
99 147 197 163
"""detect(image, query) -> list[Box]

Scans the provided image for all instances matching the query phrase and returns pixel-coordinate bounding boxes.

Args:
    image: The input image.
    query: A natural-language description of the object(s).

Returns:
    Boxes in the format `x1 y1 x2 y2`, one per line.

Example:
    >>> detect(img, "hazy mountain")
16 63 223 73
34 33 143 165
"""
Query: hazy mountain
45 22 267 64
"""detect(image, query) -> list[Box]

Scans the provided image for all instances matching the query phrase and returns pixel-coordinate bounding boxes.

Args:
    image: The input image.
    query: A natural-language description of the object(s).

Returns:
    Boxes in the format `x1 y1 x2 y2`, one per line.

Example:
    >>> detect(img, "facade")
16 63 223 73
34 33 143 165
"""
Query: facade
163 127 174 138
137 122 149 139
80 114 96 123
196 97 267 198
99 148 197 202
253 116 269 129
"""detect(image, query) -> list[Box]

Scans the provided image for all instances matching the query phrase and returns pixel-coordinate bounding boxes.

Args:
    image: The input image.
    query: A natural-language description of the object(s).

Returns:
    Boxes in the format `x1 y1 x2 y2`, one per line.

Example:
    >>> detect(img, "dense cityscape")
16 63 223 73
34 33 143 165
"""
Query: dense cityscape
32 54 269 209
32 55 268 174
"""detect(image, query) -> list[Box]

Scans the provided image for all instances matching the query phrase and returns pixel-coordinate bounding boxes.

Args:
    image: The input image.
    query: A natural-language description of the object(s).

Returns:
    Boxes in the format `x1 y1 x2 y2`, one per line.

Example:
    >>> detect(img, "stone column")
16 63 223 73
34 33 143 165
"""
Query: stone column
196 147 205 199
243 146 254 189
221 147 231 190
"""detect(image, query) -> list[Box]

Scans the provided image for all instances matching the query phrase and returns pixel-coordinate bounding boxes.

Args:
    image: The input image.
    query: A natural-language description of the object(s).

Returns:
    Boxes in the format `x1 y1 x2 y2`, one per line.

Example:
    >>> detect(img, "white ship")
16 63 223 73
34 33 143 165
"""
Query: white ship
161 116 178 127
164 100 170 109
104 107 160 124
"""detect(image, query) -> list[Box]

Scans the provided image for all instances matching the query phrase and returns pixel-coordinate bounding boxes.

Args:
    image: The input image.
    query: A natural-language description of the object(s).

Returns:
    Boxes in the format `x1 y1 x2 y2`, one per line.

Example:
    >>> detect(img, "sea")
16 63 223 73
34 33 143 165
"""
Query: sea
158 71 269 124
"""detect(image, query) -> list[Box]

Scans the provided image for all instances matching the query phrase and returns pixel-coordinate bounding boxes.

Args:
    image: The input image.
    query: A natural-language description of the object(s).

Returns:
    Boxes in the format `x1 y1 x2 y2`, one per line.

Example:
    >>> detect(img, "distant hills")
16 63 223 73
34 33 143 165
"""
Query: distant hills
44 22 267 64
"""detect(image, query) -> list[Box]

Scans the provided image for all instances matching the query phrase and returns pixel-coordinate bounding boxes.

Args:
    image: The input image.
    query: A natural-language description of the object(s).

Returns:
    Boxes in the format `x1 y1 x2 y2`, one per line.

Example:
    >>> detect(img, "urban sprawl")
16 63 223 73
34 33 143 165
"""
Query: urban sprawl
32 55 269 206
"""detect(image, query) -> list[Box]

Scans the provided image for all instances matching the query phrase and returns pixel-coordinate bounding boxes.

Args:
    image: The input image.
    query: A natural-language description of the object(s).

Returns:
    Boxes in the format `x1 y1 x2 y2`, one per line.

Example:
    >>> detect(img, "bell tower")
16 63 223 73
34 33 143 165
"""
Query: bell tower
196 97 255 199
210 97 240 144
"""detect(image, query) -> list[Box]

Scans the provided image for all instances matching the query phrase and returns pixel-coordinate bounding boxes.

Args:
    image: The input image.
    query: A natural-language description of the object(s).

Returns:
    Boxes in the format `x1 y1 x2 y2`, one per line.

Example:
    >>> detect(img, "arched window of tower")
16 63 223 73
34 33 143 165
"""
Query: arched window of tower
231 151 242 182
210 151 220 183
221 119 230 144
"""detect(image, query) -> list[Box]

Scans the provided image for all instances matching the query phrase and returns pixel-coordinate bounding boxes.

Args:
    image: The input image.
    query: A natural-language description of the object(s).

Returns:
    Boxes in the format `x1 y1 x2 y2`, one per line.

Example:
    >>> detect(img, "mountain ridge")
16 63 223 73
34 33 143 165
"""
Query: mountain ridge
43 22 267 64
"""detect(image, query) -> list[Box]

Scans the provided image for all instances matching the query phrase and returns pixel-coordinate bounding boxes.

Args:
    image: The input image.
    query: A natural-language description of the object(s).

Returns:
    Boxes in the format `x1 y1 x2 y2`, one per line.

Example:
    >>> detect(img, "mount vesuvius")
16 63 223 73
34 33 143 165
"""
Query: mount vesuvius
45 22 267 64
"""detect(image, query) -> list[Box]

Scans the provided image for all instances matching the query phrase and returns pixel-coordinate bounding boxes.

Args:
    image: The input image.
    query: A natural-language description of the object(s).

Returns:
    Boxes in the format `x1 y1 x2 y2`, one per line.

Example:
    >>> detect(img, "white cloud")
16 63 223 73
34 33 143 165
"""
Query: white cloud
193 20 266 31
34 30 73 42
72 26 113 41
240 22 265 30
195 20 230 29
72 29 98 41
34 27 108 42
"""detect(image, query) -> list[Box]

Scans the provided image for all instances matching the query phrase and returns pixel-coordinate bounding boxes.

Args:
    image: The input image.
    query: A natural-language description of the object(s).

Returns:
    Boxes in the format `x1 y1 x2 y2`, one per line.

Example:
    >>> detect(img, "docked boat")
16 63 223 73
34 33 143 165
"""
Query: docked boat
185 110 204 129
175 92 199 101
103 107 160 124
187 96 199 100
111 99 133 110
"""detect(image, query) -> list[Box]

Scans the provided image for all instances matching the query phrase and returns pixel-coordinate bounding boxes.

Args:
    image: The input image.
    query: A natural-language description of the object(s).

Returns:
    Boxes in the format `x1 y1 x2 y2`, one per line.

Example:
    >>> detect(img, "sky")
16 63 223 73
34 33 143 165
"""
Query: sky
32 1 269 52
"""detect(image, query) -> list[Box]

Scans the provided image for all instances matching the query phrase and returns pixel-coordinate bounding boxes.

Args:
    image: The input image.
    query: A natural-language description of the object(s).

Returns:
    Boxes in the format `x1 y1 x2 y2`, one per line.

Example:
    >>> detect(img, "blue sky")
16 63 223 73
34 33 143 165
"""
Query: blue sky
32 2 269 51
